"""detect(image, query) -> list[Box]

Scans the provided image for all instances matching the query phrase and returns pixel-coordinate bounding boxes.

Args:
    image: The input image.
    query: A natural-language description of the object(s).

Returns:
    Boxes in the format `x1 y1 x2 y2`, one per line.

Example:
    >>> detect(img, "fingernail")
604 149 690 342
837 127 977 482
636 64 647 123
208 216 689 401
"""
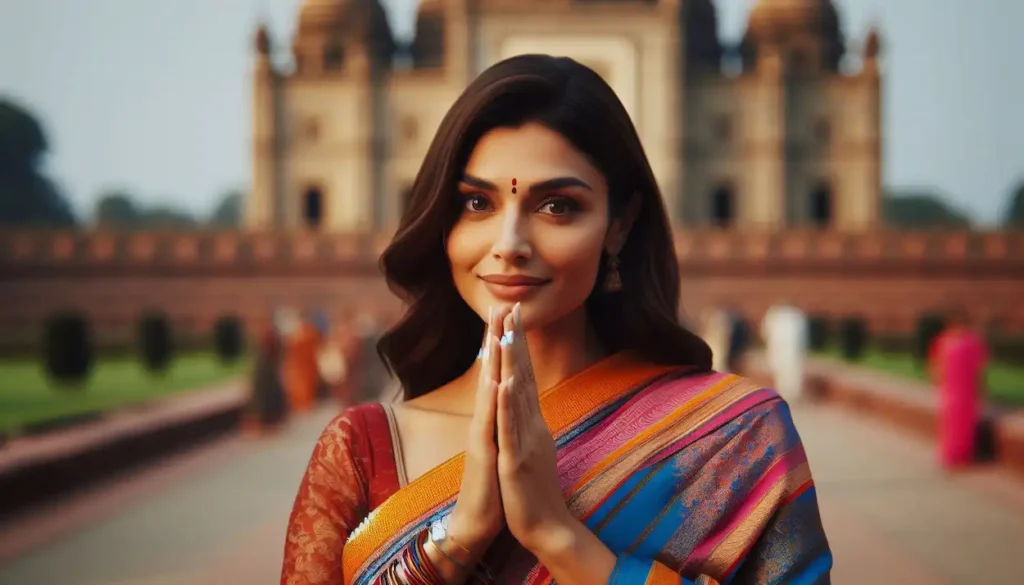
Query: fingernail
500 331 513 347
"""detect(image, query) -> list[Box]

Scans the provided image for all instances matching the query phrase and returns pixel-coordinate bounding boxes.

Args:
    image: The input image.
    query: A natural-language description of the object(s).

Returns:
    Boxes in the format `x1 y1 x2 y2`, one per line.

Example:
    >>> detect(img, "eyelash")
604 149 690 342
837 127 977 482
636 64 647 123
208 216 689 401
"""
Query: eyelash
459 193 580 217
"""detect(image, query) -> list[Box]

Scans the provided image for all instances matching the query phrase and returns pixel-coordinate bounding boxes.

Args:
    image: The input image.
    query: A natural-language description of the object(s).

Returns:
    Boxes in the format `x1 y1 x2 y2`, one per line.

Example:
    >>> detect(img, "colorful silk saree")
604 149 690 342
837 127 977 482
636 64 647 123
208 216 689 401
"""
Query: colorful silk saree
282 351 832 585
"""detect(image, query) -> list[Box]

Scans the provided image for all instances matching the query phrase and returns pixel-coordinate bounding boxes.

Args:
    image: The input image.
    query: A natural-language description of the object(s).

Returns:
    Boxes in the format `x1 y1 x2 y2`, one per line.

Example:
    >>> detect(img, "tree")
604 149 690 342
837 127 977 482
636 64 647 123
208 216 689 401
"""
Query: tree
0 98 77 226
144 206 198 229
1003 180 1024 229
93 190 198 229
94 190 142 227
882 189 972 229
209 189 243 227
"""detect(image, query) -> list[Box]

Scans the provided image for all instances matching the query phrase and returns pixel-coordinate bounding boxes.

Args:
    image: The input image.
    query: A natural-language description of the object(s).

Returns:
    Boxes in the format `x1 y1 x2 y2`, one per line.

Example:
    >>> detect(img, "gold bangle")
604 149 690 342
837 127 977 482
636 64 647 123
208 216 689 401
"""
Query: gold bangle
427 536 467 570
446 533 473 558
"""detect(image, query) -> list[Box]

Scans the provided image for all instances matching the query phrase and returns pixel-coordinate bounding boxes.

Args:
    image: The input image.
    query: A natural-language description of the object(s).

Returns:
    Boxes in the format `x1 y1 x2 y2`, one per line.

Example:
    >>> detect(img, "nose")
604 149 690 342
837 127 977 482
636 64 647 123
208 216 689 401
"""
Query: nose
490 207 532 263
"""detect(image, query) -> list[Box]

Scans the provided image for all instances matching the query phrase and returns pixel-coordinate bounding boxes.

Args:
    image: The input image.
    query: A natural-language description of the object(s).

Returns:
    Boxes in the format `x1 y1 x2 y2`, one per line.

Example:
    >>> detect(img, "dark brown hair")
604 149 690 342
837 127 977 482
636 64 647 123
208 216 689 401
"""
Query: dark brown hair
378 54 711 399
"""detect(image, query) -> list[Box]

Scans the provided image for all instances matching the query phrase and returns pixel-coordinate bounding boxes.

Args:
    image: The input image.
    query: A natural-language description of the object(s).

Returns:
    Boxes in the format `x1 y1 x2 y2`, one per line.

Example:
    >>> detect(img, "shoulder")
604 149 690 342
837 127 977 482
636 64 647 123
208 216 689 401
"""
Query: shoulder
313 403 389 453
647 368 782 409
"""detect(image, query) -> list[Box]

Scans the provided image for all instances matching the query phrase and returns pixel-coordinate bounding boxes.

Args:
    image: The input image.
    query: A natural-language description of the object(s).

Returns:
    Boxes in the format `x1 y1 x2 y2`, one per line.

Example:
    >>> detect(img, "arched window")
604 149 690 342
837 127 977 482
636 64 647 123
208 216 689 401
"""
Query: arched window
323 45 344 70
303 187 324 229
809 183 833 228
710 185 735 228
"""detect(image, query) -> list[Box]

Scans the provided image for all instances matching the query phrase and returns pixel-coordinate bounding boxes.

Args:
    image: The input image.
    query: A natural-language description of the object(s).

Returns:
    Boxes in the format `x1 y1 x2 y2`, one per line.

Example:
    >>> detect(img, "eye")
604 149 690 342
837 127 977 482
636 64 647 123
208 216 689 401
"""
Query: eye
462 194 492 213
538 197 578 217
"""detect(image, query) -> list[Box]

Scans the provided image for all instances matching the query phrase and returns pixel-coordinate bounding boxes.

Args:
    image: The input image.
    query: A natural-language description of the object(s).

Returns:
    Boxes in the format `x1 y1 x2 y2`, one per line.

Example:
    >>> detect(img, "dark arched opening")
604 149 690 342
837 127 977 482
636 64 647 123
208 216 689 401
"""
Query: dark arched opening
710 186 735 228
303 187 324 229
809 184 833 228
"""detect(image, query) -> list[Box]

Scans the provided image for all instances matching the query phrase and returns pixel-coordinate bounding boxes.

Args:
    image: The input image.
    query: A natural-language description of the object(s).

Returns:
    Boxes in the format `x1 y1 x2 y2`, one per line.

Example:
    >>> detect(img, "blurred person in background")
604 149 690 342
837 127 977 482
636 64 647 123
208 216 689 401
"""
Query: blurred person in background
281 55 831 585
725 307 751 373
929 306 988 469
282 311 322 413
245 319 289 435
761 303 809 403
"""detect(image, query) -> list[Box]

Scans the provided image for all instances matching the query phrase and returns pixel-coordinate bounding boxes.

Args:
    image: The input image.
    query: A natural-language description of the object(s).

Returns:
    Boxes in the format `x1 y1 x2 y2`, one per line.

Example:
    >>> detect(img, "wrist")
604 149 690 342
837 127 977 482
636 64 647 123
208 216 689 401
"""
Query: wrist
445 513 496 560
525 514 581 561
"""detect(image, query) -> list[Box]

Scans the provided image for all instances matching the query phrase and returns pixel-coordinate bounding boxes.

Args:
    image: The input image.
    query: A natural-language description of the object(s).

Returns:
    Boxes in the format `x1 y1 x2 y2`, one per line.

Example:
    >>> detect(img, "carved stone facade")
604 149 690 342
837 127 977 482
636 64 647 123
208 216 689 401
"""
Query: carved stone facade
248 0 883 233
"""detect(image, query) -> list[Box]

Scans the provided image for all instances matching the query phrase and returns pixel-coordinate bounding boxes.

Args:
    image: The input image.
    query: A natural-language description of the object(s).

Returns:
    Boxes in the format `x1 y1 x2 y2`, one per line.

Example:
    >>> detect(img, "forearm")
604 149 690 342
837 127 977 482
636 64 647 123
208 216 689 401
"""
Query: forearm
531 518 617 585
531 518 708 585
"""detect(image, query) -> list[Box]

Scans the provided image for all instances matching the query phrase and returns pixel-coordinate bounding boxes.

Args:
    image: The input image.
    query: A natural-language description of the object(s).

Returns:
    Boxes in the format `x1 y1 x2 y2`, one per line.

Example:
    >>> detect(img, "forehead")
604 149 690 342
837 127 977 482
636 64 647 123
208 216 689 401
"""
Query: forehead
464 123 605 186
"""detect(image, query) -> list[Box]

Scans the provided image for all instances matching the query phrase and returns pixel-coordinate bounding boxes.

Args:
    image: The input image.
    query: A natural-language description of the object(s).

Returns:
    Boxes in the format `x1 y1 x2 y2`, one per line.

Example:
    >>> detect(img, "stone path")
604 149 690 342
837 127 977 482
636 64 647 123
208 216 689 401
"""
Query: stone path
1 400 1023 584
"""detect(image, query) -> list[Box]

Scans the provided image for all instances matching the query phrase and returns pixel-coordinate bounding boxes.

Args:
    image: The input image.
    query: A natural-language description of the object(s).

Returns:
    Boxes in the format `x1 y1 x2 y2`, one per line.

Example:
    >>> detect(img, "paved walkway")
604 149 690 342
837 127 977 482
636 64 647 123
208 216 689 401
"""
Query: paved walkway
1 400 1023 584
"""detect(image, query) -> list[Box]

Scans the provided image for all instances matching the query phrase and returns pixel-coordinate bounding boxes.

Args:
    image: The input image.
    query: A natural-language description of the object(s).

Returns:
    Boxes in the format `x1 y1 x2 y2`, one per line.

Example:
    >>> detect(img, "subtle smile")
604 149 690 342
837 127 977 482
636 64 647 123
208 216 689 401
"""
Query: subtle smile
478 274 552 301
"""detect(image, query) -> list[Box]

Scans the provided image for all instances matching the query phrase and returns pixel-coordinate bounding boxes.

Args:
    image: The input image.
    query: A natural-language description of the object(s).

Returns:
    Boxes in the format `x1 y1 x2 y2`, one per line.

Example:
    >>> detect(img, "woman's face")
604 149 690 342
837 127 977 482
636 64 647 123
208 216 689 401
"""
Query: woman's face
446 122 612 330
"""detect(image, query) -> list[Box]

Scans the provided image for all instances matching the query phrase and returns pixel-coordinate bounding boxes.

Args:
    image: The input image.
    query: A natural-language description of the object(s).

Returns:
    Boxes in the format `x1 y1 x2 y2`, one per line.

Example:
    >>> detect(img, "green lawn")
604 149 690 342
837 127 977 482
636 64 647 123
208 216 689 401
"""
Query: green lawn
818 347 1024 406
0 353 250 433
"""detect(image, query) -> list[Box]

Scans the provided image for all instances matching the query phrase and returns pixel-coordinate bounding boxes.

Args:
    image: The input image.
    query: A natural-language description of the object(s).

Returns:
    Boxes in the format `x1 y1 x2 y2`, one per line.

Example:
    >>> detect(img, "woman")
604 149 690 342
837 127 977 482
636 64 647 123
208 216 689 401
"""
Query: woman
928 307 988 469
281 55 831 585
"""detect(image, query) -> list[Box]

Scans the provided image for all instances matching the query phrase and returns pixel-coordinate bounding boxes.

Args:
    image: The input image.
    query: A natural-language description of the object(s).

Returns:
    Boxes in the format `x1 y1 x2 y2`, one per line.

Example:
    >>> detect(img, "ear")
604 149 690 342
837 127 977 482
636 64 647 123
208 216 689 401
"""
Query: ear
604 192 642 255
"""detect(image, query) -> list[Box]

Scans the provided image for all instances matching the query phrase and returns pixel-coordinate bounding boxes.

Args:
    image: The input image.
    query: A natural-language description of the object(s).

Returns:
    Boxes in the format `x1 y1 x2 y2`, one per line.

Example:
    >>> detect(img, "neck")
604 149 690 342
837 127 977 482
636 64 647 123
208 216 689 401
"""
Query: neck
425 307 607 415
524 306 607 394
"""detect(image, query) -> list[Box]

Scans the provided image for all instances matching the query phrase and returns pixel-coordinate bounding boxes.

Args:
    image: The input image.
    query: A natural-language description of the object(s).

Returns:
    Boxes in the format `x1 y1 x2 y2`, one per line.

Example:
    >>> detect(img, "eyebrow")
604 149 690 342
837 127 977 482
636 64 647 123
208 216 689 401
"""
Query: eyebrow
460 174 593 193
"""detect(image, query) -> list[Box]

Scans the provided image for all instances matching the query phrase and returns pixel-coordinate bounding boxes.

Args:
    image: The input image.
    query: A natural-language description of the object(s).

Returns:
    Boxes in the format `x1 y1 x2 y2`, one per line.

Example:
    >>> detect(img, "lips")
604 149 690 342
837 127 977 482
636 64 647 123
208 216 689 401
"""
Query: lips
478 274 551 301
479 274 551 286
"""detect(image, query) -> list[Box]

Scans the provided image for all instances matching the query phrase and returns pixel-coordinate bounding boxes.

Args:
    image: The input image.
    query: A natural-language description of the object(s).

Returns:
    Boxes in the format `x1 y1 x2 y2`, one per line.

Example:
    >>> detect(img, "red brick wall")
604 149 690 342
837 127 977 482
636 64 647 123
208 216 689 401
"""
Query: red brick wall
1 229 1021 344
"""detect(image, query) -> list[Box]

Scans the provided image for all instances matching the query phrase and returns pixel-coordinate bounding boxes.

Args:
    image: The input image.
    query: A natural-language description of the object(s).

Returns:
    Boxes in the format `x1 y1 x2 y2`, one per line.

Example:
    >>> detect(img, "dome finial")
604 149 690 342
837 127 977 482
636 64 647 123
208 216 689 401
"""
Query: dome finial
255 23 271 56
864 25 881 59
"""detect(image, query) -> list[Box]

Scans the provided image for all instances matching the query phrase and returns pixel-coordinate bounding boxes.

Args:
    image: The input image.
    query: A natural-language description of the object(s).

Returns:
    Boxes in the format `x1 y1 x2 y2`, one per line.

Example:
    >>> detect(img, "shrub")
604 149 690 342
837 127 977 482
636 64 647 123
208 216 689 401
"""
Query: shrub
807 315 830 351
138 311 173 374
838 316 868 361
214 316 245 363
42 312 94 386
915 312 946 363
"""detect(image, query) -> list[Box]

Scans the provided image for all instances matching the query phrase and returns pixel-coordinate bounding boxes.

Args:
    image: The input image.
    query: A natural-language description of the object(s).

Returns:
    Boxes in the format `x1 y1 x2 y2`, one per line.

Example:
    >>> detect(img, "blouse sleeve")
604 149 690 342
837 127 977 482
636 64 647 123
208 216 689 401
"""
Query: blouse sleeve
282 412 370 585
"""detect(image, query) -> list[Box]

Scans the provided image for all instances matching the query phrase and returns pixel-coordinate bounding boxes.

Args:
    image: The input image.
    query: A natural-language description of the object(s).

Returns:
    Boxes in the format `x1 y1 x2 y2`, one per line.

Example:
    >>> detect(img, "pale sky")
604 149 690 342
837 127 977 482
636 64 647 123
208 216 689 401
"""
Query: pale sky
0 0 1020 225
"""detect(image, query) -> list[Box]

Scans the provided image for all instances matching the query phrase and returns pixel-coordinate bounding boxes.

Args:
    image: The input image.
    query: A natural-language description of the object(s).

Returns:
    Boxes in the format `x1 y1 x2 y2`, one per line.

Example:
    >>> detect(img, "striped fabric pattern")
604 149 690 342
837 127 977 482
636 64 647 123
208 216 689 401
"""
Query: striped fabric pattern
342 352 832 585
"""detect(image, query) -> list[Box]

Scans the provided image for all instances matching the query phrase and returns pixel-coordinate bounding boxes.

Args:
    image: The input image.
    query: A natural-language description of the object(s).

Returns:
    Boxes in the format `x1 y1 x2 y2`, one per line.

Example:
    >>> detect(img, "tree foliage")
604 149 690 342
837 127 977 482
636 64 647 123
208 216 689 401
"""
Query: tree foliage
882 189 972 229
0 99 77 226
1003 180 1024 229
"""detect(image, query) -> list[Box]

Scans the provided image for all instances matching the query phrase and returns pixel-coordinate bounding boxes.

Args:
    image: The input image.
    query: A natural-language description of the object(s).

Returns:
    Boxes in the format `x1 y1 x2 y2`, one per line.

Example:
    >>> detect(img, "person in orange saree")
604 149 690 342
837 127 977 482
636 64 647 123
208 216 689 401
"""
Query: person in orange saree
282 55 832 585
928 307 988 469
284 315 322 413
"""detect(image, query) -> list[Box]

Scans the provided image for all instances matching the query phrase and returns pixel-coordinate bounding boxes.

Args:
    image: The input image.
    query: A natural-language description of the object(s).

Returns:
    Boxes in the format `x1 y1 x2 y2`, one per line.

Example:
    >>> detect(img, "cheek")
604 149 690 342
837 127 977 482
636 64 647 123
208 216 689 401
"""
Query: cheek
541 226 606 289
446 223 490 293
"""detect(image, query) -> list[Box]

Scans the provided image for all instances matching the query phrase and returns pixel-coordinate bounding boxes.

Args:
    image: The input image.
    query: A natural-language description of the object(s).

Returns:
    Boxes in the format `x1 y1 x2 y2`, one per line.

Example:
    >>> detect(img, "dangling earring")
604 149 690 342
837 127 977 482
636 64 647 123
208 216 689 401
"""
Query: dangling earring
604 253 622 292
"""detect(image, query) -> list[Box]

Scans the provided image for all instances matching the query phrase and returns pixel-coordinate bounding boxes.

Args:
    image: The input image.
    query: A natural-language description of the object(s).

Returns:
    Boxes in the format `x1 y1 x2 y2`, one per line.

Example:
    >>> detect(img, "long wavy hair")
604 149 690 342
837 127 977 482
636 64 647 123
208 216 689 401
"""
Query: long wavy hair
378 54 712 399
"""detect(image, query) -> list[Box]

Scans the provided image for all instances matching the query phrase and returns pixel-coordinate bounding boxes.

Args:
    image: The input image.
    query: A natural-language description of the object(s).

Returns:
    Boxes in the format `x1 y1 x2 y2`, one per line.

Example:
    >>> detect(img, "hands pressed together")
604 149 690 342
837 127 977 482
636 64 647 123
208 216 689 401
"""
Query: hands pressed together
448 303 577 559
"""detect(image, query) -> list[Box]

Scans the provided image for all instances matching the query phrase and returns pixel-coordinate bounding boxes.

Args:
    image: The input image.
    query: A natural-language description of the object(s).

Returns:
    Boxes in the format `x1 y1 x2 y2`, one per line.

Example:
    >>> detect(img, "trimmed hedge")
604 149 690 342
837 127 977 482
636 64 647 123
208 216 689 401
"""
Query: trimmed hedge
838 316 868 361
42 312 94 386
214 316 245 363
807 315 830 351
138 312 174 374
915 312 946 363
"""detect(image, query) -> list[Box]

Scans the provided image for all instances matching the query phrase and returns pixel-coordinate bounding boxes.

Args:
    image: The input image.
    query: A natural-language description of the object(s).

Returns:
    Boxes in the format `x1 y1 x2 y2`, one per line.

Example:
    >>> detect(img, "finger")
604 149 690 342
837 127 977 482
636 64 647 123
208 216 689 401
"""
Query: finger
487 308 507 386
509 376 532 449
473 335 500 444
501 310 515 386
476 305 494 361
511 303 539 404
496 378 518 455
